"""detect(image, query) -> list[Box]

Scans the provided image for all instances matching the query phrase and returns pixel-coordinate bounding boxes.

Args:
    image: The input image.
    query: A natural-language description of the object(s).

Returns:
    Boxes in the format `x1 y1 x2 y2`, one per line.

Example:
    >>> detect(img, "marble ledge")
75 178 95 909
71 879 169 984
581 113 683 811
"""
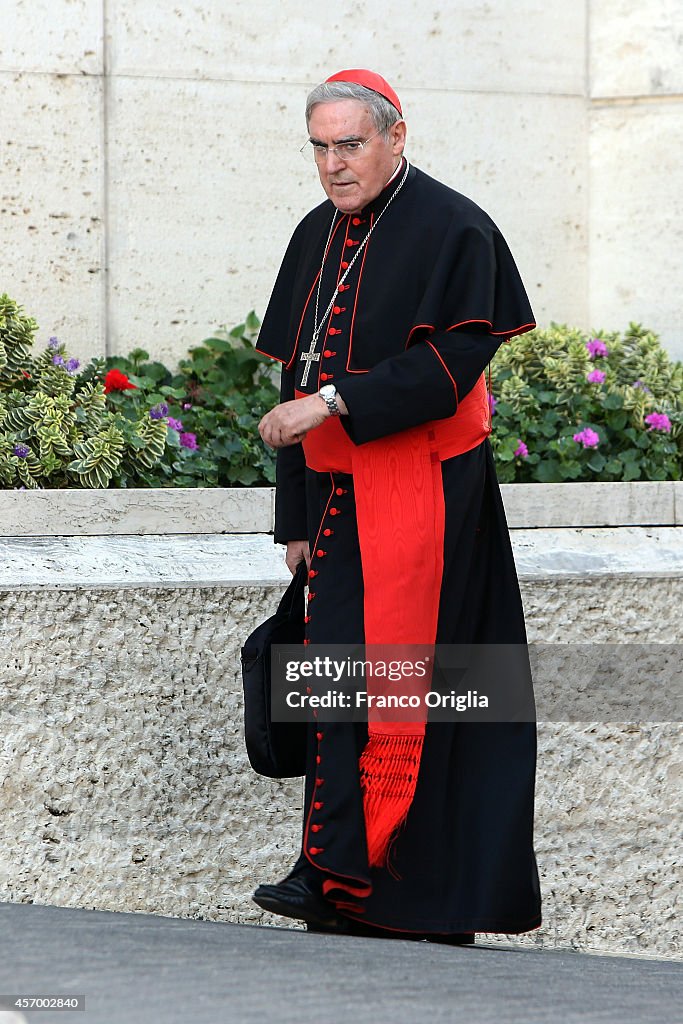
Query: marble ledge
0 483 682 537
0 528 681 590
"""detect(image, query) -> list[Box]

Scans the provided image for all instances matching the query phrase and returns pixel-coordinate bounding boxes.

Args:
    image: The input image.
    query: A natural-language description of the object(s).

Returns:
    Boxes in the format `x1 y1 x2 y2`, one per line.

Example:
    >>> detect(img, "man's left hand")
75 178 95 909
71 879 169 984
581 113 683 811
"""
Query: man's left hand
259 394 342 449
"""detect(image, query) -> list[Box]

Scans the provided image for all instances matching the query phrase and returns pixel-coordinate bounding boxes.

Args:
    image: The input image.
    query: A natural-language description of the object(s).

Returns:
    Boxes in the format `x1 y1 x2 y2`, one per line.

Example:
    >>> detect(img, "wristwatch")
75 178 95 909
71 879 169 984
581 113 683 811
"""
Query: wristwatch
318 383 341 416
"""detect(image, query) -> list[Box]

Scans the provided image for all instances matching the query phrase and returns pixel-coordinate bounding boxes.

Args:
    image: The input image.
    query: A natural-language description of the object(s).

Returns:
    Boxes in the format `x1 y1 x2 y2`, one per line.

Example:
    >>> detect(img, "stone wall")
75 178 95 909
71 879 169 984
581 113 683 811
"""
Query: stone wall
0 529 681 959
1 2 682 362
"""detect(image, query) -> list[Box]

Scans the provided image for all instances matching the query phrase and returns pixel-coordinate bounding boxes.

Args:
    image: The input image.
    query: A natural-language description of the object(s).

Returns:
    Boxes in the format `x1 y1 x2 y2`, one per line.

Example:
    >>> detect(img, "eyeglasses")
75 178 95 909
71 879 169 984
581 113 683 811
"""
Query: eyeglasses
300 127 386 163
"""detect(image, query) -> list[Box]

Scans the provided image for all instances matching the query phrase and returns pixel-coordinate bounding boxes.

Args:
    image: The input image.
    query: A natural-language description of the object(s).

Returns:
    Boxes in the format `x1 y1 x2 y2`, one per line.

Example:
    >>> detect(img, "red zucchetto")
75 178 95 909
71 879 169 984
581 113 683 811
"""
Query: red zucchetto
325 69 402 117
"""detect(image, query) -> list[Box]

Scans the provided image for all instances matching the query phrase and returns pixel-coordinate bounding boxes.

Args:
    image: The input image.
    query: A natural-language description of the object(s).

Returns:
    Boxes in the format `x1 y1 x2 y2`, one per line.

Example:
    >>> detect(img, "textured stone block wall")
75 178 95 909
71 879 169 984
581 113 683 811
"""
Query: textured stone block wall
1 571 680 958
523 577 682 958
0 585 298 923
2 3 682 361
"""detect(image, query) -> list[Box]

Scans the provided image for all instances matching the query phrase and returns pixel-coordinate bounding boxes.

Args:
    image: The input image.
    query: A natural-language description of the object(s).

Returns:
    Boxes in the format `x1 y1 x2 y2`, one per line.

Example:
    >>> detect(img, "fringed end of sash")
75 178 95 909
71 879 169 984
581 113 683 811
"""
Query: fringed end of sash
359 732 424 869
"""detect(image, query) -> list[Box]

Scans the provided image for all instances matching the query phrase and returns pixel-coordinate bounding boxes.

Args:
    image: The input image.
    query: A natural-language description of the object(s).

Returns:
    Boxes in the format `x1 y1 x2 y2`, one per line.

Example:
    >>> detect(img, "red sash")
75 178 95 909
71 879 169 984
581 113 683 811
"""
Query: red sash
297 374 491 867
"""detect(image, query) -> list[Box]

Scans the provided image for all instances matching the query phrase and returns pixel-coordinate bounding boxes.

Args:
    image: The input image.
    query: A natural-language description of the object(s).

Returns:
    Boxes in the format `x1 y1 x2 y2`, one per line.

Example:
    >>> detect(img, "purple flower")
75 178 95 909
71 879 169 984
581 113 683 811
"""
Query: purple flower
586 369 606 384
48 336 60 349
179 432 199 450
573 428 600 449
52 354 65 366
66 358 80 374
182 403 192 410
513 440 528 458
149 402 169 420
167 417 184 432
13 443 30 459
644 412 672 433
488 393 497 415
632 380 652 393
586 338 608 359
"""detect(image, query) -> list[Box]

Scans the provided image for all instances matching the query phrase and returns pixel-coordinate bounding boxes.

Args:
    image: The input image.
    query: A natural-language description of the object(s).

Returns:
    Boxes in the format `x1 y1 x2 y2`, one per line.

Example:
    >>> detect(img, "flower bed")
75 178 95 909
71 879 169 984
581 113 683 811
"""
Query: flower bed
489 323 681 482
0 297 277 489
1 293 680 489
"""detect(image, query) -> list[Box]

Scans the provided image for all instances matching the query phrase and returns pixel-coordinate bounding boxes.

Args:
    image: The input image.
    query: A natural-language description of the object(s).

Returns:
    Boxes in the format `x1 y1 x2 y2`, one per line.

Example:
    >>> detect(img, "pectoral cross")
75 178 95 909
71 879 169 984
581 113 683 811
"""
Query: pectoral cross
299 337 321 387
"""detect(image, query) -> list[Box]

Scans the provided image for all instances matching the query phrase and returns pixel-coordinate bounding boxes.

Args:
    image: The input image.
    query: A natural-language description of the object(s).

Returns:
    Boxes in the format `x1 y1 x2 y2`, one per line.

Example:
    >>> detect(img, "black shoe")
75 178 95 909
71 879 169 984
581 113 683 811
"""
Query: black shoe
425 933 475 945
253 874 341 928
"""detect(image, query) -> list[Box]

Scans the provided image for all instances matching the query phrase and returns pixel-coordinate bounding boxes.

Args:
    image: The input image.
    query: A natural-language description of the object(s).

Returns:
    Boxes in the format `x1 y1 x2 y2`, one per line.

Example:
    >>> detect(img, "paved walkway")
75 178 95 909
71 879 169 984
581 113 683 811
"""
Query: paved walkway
0 903 680 1024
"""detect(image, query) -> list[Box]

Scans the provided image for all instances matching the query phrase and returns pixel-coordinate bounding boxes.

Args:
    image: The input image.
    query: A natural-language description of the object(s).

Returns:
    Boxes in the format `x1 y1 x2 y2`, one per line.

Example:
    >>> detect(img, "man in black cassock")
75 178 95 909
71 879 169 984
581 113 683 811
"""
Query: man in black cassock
252 68 542 942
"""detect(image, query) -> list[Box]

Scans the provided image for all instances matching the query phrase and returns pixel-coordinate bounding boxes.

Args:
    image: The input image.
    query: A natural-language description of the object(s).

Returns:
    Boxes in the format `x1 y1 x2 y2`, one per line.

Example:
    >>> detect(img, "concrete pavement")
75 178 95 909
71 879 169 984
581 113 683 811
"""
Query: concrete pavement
0 902 680 1023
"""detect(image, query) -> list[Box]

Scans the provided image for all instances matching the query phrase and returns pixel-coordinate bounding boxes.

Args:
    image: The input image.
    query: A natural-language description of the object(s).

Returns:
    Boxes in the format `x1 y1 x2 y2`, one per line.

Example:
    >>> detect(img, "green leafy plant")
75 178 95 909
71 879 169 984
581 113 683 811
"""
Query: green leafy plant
104 312 278 486
0 293 168 489
4 292 679 490
488 323 682 482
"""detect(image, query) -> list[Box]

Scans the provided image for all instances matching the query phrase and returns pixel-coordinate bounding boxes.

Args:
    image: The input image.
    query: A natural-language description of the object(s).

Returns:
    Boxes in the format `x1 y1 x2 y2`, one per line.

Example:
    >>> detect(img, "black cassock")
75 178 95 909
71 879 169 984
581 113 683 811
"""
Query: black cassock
256 159 542 935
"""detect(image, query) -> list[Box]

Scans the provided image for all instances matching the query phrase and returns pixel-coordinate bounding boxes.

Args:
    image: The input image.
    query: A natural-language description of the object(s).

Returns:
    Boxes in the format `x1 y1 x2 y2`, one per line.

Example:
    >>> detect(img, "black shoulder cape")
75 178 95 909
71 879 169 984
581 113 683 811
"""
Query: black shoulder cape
256 163 534 372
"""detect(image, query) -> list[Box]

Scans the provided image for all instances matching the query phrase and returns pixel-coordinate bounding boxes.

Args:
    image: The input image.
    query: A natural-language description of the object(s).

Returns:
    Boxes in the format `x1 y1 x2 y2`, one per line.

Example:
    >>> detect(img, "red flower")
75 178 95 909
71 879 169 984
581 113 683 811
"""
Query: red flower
104 368 138 394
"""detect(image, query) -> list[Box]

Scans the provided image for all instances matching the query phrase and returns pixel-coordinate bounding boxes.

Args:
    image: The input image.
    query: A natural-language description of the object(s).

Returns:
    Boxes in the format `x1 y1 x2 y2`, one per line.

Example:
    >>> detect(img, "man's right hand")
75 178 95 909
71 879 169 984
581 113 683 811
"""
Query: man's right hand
286 539 310 575
259 395 328 449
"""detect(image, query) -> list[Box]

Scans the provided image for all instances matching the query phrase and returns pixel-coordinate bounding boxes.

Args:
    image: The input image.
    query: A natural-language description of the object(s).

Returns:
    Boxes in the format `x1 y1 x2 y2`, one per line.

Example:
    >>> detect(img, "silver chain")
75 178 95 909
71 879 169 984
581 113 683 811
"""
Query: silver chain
310 158 411 349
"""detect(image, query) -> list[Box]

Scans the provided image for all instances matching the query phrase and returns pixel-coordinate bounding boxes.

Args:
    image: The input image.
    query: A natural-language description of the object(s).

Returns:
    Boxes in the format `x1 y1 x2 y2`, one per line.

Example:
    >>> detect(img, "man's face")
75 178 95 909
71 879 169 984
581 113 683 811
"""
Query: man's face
307 100 406 216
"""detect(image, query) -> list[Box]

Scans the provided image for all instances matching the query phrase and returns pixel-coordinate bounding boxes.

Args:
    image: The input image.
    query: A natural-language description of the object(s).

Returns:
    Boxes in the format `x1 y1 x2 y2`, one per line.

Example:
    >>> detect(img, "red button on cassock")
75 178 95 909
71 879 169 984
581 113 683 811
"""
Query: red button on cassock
341 261 349 269
309 847 324 855
316 731 323 740
320 372 332 381
323 529 333 537
345 238 357 248
316 755 321 764
315 778 324 787
309 569 318 578
304 615 311 623
329 508 339 516
316 550 326 558
314 801 324 810
352 217 364 226
311 824 323 833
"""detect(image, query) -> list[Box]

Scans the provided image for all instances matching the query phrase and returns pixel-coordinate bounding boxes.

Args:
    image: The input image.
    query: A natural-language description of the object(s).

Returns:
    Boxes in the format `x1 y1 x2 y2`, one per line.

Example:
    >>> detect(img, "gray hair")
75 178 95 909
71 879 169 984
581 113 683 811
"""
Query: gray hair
305 81 402 135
